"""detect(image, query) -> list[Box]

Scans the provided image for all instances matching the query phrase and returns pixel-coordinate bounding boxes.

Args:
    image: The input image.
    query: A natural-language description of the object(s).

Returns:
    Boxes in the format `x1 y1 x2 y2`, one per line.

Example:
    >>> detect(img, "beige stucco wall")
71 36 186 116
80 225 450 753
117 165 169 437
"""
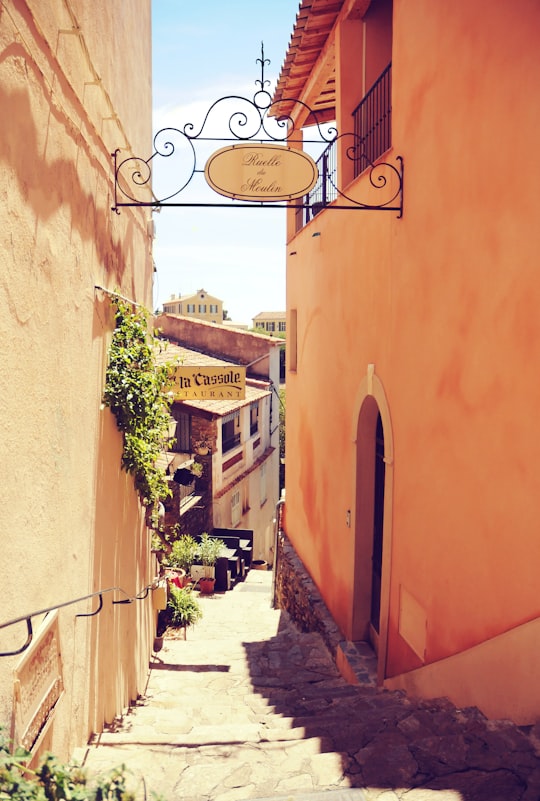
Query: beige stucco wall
0 0 154 759
385 617 540 725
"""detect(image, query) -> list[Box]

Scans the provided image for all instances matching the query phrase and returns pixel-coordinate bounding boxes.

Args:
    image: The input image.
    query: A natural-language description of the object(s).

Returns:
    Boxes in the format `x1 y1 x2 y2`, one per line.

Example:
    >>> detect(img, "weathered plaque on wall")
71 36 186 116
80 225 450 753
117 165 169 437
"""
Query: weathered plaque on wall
173 365 246 400
204 143 318 202
13 611 64 752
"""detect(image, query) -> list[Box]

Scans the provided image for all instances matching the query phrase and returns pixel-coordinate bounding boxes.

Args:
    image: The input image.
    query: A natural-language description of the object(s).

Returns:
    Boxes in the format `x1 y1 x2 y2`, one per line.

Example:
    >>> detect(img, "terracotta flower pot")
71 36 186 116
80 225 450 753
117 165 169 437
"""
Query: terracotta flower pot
199 576 215 594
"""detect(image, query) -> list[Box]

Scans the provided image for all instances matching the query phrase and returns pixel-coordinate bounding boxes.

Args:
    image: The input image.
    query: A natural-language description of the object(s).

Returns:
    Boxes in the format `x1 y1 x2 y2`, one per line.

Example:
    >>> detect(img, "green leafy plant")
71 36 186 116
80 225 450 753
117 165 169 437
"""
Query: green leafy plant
0 727 161 801
167 585 203 627
196 533 225 567
166 534 198 573
35 755 88 800
103 297 175 507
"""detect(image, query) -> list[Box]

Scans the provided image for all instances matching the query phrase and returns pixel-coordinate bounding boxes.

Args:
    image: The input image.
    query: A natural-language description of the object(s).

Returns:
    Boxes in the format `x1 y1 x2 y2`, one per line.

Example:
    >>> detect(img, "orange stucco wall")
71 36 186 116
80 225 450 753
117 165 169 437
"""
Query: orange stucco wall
0 0 154 757
283 0 540 721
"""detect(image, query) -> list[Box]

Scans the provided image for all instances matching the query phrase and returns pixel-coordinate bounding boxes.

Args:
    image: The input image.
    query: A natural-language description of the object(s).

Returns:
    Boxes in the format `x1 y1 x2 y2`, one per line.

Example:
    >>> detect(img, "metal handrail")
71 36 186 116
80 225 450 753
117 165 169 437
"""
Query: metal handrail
0 583 156 658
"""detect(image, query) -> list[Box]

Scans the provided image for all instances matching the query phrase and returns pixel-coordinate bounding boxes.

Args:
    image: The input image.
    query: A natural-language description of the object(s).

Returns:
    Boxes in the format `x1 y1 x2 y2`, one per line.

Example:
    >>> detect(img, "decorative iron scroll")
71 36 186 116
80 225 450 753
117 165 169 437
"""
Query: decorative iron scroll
112 45 403 217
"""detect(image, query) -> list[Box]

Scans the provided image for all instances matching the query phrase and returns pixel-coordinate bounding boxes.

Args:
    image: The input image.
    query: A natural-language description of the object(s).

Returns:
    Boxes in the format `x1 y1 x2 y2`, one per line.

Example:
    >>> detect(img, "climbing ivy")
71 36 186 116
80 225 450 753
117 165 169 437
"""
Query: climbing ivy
103 297 174 507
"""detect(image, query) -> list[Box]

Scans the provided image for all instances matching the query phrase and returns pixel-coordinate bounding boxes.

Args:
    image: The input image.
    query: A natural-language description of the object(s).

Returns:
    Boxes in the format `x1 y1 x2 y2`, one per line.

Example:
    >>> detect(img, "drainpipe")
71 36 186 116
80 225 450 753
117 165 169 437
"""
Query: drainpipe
271 490 286 609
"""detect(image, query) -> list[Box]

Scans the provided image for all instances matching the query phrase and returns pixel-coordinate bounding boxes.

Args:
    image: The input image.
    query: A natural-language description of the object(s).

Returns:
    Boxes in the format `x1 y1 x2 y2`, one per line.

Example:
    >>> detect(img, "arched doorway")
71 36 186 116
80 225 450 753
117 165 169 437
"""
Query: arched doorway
351 367 393 682
370 411 385 638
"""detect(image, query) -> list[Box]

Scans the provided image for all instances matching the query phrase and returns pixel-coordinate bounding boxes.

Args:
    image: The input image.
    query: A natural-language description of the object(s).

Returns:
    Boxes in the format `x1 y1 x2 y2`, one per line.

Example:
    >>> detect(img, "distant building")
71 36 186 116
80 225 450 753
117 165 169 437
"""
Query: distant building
155 314 282 565
163 289 223 324
253 311 286 336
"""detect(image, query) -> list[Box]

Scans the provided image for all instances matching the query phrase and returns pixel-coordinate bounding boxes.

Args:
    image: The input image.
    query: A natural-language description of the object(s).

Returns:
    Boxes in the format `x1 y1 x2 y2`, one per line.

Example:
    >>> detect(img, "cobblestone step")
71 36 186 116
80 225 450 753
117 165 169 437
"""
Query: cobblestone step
80 571 540 801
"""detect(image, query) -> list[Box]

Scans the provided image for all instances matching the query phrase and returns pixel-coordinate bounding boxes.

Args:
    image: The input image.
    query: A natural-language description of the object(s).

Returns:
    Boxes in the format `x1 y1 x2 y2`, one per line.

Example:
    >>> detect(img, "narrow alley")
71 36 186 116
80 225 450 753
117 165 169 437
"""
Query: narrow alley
79 570 540 801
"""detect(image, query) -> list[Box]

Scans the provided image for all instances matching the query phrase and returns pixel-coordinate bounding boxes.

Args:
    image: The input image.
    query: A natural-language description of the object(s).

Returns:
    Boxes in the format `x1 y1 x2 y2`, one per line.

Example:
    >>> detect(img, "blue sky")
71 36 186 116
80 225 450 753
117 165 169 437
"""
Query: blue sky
151 1 299 323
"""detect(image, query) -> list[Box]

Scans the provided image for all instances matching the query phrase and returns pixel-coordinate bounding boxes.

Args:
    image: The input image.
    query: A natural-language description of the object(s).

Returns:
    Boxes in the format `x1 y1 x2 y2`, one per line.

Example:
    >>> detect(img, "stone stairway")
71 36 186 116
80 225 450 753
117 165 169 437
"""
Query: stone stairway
79 570 540 801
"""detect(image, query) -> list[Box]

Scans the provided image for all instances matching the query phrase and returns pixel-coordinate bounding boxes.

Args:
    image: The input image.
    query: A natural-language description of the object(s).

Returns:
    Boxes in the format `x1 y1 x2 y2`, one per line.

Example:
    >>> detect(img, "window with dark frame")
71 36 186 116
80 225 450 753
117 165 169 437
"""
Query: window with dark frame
222 410 240 453
170 410 191 452
250 401 259 436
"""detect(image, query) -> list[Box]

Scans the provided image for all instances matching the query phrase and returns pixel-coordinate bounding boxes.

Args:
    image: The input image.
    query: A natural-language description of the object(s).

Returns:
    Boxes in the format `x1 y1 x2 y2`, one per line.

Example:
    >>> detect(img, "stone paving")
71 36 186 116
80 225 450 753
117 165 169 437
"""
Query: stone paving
79 570 540 801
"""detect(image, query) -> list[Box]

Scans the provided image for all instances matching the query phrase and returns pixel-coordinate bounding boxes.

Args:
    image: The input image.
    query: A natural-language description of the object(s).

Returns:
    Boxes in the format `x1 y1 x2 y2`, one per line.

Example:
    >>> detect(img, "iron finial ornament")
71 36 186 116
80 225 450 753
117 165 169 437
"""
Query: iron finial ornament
255 41 271 93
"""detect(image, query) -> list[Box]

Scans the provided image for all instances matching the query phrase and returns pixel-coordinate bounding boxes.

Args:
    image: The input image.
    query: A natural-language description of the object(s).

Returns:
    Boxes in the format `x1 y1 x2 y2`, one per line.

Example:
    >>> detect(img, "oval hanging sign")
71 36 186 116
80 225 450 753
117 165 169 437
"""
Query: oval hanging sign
204 143 318 202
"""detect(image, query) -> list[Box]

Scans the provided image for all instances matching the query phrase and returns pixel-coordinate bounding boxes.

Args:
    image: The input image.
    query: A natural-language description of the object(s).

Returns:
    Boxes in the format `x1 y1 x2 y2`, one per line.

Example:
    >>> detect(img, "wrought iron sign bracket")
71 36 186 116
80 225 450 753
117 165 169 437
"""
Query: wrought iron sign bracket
111 45 403 218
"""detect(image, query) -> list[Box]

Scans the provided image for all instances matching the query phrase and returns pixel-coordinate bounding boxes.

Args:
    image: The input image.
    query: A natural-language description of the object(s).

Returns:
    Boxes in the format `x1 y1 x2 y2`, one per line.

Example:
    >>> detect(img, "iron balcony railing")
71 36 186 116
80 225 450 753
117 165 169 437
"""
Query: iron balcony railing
352 62 392 178
296 63 392 232
298 140 338 230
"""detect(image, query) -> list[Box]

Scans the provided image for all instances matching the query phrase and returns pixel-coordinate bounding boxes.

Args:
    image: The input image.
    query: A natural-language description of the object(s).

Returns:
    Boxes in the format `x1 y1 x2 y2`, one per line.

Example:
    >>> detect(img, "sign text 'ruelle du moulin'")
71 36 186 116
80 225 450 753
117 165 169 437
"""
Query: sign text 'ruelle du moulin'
173 365 246 400
204 143 318 202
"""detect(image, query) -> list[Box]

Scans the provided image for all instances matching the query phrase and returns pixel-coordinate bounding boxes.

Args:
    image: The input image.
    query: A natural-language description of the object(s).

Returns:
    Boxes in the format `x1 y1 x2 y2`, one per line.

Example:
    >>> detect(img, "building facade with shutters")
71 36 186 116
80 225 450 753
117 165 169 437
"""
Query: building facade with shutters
162 289 224 324
252 311 287 336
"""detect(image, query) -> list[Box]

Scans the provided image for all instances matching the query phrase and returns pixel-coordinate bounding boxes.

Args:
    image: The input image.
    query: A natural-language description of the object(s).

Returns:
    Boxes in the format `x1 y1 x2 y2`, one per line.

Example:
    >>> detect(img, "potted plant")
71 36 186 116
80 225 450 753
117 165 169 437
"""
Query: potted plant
167 585 203 629
164 534 198 587
193 437 211 456
192 533 225 592
199 576 215 594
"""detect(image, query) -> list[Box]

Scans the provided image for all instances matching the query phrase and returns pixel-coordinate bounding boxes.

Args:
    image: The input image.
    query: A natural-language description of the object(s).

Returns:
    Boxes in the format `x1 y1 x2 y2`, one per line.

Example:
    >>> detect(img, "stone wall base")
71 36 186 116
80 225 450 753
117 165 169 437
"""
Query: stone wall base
274 533 378 687
274 534 343 658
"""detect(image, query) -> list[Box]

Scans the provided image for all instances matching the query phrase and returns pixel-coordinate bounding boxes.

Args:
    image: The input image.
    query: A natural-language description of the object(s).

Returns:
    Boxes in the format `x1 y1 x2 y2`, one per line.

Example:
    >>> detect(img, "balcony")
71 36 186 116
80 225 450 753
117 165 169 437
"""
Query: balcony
352 63 392 177
296 140 337 232
295 64 392 233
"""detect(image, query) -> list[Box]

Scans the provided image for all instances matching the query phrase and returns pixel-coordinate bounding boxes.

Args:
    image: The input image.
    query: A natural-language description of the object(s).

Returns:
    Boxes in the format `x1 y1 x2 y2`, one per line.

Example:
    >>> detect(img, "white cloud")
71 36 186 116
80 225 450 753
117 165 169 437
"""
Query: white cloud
150 4 295 326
